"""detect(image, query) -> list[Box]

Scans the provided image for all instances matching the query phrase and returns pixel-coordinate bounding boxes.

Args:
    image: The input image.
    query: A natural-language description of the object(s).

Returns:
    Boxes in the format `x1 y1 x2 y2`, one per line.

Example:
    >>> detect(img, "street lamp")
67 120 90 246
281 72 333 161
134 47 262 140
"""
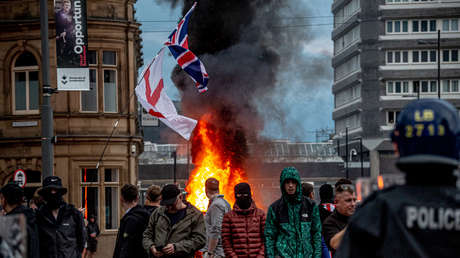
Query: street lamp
353 137 364 177
417 30 442 99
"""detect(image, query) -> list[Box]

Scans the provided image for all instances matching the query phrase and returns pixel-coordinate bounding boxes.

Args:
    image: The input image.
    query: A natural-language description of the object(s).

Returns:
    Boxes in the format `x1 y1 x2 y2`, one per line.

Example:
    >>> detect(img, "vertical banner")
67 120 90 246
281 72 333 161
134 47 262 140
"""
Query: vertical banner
55 0 90 90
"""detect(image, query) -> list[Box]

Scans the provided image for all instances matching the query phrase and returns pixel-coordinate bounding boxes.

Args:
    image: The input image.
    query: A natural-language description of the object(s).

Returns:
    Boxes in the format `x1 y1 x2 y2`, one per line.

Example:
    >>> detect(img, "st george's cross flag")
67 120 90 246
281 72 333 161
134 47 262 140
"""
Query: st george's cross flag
135 48 197 140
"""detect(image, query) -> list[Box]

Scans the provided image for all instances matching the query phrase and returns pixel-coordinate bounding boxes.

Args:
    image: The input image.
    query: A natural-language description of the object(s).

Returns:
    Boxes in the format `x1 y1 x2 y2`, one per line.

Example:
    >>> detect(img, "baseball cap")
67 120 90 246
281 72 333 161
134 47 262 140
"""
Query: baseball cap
160 184 181 206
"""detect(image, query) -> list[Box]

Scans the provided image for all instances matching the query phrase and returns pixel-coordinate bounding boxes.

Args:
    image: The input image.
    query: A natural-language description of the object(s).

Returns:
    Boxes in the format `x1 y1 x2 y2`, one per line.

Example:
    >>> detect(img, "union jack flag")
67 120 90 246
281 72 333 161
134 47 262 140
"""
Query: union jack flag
164 2 197 49
168 45 209 93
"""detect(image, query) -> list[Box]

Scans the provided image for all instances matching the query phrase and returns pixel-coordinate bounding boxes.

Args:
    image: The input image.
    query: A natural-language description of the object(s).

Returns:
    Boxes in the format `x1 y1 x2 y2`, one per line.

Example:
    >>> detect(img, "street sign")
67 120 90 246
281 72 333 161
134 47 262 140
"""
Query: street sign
13 169 27 188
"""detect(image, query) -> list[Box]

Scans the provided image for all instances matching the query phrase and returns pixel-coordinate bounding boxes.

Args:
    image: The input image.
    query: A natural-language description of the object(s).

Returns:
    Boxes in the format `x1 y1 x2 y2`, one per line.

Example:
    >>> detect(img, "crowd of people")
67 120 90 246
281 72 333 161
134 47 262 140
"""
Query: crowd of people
0 99 459 258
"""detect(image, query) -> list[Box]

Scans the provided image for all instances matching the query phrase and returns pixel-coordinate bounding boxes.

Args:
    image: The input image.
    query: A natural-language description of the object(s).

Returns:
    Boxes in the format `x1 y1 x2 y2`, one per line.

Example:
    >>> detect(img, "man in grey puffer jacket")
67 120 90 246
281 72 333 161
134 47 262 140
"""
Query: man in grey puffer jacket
203 178 231 258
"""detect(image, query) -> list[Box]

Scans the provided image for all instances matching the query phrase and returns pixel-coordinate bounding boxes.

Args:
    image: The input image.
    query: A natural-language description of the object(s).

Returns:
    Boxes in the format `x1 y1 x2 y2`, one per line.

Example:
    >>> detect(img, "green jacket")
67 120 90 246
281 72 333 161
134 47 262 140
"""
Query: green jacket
142 202 206 258
264 167 322 258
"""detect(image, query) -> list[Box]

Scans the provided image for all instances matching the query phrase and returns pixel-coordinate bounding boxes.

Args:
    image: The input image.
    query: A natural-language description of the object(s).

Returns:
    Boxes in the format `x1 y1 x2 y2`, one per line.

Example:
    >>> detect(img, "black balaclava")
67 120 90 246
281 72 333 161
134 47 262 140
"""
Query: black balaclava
234 183 252 209
43 191 64 210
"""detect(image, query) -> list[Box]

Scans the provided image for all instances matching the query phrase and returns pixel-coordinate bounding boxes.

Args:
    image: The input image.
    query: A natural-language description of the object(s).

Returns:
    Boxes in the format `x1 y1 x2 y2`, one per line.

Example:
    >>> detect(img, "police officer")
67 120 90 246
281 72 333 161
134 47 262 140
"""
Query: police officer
335 99 460 258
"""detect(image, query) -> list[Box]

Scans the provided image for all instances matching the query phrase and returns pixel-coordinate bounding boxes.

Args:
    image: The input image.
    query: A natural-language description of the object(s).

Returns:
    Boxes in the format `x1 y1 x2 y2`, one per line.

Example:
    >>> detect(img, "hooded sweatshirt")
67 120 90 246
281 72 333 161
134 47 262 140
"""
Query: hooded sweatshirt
264 167 322 258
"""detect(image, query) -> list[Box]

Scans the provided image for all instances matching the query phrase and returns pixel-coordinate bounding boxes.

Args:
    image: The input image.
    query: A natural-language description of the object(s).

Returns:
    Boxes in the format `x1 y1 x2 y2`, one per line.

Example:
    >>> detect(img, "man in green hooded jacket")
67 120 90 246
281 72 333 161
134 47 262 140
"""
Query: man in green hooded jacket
265 167 322 258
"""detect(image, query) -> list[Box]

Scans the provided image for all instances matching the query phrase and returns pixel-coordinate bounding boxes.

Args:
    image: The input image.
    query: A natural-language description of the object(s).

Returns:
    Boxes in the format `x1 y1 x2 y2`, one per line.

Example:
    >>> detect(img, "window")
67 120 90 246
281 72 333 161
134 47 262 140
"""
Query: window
421 81 429 92
442 80 450 92
12 52 39 115
387 81 410 94
104 70 117 112
421 51 428 62
413 51 419 62
387 21 393 33
387 51 409 64
413 21 419 32
81 167 119 230
430 81 437 92
452 80 459 92
395 52 401 63
403 51 408 63
387 81 394 93
81 51 98 112
387 111 400 125
81 69 98 112
103 51 116 66
81 50 119 113
413 81 420 94
335 55 360 81
335 113 361 135
334 25 360 55
441 49 460 63
335 85 361 107
430 20 437 31
387 51 393 63
452 50 458 62
421 20 428 32
334 0 360 28
387 20 409 34
442 19 459 32
429 50 436 62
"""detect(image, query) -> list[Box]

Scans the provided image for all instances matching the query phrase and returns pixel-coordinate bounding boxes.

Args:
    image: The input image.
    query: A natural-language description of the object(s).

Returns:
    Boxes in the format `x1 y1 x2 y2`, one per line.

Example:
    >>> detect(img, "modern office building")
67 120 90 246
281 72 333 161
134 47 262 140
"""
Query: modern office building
331 0 460 177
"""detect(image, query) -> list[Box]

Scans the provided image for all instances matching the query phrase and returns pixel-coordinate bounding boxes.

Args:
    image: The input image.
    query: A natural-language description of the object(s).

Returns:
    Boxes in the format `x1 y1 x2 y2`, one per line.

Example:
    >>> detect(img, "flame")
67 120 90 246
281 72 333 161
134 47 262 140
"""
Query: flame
185 116 248 212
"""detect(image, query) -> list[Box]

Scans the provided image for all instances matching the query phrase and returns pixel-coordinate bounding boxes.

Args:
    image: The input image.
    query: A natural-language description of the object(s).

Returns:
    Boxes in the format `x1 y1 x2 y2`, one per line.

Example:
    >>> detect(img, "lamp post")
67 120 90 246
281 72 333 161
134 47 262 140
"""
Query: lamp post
172 151 177 184
345 127 349 179
417 30 441 99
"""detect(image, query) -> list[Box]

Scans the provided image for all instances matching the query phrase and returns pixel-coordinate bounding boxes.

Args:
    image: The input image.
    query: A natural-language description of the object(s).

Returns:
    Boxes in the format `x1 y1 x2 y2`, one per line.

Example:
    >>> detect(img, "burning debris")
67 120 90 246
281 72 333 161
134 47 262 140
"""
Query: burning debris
185 112 248 211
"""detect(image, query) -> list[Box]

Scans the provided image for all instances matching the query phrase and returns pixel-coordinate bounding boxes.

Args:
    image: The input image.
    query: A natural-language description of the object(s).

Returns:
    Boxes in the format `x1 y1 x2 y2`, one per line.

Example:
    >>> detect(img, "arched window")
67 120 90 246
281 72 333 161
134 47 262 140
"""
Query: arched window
12 51 39 114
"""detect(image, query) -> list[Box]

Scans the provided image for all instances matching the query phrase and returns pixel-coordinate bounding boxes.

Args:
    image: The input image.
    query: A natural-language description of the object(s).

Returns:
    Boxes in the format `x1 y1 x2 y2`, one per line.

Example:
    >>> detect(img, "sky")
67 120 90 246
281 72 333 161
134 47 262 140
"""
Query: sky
134 0 334 142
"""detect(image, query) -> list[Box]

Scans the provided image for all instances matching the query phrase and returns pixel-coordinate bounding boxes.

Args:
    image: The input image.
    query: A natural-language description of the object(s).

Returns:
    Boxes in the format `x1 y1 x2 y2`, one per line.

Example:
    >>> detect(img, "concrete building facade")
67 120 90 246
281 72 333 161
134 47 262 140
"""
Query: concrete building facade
331 0 460 177
0 0 142 256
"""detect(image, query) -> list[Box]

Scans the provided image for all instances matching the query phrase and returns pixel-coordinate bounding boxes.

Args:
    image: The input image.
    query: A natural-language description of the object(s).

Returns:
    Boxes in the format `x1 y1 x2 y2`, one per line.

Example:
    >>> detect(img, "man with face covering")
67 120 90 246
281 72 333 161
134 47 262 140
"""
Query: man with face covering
221 182 266 257
265 167 322 258
36 176 87 258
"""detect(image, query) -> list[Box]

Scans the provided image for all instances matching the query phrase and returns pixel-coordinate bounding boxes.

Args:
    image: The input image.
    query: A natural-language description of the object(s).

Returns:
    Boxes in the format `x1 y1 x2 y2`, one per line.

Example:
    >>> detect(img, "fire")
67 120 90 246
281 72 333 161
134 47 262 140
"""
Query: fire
185 115 248 212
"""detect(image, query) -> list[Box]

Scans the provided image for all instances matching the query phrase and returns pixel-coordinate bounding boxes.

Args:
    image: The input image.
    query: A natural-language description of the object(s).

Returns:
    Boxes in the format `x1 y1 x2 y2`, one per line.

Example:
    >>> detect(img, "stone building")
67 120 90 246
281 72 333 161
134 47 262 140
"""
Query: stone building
0 0 142 256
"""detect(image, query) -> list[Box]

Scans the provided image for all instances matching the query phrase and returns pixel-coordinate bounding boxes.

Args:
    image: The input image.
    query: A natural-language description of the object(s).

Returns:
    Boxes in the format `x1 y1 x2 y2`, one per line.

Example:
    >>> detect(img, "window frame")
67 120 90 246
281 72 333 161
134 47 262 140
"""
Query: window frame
103 69 118 113
12 58 40 115
80 68 98 113
80 166 120 232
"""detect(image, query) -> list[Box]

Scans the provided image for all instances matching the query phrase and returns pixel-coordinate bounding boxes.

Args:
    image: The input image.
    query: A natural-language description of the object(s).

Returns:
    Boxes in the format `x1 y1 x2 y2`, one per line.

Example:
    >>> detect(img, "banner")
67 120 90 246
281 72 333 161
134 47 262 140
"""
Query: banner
55 0 90 91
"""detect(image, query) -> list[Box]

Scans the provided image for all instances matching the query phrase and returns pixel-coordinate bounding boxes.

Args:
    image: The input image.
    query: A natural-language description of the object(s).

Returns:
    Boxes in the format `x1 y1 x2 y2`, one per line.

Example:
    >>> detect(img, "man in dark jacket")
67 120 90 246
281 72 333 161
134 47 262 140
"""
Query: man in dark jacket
336 99 460 258
0 182 40 258
143 184 206 258
265 167 322 258
36 176 87 258
113 184 150 258
222 182 266 258
318 184 335 224
322 183 356 257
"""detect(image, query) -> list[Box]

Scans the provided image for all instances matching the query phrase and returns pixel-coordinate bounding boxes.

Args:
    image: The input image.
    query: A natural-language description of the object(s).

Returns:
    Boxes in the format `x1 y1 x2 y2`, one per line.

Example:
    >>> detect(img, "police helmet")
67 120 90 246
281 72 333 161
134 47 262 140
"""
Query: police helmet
391 99 460 168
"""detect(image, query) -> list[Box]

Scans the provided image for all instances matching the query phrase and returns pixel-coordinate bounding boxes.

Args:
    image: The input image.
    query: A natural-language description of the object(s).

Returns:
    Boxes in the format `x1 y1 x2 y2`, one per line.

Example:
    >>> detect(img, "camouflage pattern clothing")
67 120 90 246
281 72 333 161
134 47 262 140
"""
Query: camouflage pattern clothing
265 167 322 258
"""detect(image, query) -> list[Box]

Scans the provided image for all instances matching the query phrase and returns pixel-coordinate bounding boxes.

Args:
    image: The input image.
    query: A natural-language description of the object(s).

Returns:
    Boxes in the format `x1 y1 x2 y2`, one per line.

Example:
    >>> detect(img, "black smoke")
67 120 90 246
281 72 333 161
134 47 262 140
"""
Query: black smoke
159 0 329 138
